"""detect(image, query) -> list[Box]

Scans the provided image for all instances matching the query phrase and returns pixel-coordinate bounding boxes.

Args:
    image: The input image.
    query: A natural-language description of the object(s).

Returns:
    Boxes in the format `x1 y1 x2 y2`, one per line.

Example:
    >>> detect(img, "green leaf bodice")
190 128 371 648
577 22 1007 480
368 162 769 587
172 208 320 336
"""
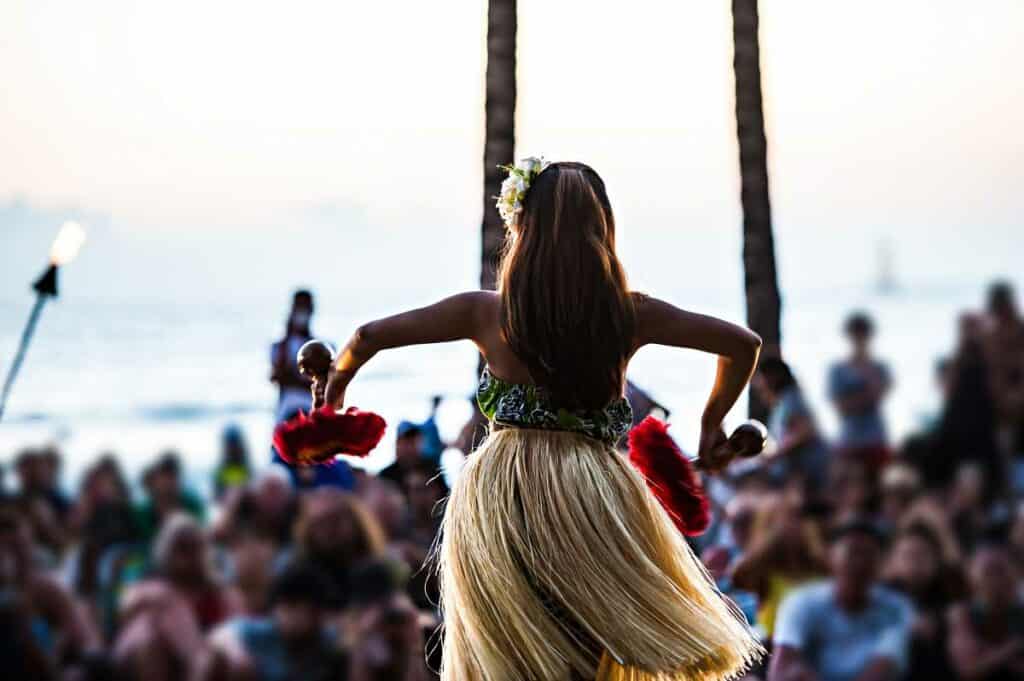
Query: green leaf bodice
477 367 633 446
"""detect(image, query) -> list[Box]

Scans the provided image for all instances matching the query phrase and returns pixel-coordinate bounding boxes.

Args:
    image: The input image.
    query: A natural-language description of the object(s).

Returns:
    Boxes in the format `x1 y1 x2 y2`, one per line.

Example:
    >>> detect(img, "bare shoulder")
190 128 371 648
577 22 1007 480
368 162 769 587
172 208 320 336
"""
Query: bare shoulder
467 289 501 324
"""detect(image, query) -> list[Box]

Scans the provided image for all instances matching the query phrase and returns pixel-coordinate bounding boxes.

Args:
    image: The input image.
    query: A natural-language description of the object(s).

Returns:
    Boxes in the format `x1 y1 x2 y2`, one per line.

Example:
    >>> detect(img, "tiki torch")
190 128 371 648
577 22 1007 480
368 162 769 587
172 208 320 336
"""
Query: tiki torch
0 221 86 421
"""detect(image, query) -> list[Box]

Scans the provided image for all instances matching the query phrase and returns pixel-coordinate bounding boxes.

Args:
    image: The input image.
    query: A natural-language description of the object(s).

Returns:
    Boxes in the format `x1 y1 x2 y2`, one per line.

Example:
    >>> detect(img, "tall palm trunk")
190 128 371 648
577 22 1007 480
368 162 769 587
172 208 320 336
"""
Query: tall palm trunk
480 0 517 292
732 0 781 418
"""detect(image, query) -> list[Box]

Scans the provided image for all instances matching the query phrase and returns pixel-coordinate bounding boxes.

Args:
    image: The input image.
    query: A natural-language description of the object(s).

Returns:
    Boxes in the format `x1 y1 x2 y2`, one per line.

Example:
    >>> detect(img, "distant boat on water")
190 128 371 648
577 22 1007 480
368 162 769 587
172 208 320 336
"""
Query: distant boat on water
876 238 899 295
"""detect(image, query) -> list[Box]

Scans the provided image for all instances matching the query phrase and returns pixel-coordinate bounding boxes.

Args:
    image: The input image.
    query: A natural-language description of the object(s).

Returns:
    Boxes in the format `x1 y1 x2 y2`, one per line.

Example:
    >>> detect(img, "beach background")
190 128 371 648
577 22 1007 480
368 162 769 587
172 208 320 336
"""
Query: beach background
2 0 1021 495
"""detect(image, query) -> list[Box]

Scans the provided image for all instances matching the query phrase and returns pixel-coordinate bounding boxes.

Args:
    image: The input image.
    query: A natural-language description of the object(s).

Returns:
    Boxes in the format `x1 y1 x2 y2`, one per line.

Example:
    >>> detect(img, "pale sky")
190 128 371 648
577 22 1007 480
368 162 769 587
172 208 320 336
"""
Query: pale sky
1 0 1021 306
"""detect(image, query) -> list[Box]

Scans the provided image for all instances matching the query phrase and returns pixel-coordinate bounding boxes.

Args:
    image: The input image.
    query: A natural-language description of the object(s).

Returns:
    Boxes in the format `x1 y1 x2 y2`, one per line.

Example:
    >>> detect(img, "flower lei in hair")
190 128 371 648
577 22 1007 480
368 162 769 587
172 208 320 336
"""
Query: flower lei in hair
496 156 549 226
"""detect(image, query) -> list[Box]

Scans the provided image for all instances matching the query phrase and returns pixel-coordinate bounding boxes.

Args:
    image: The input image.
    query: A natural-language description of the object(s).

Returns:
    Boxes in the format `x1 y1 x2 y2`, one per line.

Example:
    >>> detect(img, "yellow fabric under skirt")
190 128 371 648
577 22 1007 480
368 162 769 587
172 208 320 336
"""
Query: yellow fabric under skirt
435 428 764 681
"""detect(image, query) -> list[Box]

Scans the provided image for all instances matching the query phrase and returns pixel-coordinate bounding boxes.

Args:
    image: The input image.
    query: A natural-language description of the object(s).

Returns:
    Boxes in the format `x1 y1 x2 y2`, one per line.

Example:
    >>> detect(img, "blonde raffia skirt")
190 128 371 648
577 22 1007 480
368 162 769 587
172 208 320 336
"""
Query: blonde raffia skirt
436 428 764 681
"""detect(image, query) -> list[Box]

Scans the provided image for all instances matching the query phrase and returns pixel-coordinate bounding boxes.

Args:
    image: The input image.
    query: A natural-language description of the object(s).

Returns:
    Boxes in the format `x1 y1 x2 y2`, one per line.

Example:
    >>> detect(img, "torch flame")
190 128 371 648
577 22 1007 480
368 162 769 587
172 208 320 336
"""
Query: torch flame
49 221 86 266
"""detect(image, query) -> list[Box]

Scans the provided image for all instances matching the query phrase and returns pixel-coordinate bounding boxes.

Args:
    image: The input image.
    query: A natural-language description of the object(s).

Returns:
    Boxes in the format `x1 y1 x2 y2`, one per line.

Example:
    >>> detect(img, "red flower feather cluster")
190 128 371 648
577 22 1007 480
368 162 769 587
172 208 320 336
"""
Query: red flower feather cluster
273 406 387 466
627 416 710 536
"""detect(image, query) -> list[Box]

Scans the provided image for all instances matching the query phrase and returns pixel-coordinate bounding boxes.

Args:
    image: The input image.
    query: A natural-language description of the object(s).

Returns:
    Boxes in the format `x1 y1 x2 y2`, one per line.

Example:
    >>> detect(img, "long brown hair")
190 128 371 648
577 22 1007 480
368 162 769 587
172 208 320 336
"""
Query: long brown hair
498 161 635 409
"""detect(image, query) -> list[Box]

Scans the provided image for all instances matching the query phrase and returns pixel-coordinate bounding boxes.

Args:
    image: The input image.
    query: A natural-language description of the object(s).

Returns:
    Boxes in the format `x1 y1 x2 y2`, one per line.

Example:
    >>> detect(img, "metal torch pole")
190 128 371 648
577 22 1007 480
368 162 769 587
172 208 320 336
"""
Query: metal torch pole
0 293 49 422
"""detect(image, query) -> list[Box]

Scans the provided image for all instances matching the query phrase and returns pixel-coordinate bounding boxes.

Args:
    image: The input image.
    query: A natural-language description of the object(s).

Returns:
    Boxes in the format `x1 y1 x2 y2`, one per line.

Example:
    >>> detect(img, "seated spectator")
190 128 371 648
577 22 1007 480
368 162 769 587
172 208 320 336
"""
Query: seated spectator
826 456 877 521
63 457 139 636
950 462 993 553
135 453 206 542
731 497 829 639
200 563 349 681
828 312 893 469
947 540 1024 681
702 493 763 628
379 424 431 488
113 513 238 681
214 424 253 501
360 478 410 544
343 561 433 681
769 518 912 681
878 463 921 530
13 446 71 560
884 523 963 681
287 490 387 610
214 466 297 548
753 358 830 494
0 505 98 679
899 495 965 568
67 455 132 539
401 460 448 549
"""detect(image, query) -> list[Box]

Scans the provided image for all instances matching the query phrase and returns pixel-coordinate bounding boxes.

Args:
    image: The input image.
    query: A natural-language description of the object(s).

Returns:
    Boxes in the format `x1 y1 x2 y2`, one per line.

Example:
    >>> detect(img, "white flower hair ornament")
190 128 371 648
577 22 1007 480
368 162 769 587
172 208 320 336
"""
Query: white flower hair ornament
496 156 549 227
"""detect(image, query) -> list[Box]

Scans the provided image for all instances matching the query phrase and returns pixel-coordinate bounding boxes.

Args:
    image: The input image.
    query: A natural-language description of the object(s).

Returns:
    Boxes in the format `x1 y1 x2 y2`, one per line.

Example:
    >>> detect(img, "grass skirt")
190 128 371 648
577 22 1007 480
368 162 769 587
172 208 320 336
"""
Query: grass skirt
436 428 763 681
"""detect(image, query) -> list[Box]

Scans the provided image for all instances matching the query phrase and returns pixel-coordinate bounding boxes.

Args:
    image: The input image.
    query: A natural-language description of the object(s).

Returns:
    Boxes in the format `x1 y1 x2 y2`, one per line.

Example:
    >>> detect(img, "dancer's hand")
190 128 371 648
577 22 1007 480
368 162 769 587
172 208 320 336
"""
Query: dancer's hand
696 422 730 473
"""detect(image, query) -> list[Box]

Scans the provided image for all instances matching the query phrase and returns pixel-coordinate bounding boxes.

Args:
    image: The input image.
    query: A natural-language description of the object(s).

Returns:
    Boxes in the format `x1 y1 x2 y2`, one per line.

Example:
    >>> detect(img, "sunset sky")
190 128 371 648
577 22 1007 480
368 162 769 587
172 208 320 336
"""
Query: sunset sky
1 1 1021 307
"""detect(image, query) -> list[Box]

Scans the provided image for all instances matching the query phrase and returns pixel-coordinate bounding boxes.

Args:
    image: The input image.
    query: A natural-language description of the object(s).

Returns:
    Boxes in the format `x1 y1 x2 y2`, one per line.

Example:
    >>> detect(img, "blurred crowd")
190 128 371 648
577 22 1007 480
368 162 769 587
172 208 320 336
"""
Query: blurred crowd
1 280 1022 681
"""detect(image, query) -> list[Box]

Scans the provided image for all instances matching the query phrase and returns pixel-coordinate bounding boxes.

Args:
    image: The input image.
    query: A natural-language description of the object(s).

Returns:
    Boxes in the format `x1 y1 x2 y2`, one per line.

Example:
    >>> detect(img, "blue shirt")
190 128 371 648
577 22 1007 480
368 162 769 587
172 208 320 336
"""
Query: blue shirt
232 617 344 681
767 387 828 486
828 360 891 448
774 580 913 681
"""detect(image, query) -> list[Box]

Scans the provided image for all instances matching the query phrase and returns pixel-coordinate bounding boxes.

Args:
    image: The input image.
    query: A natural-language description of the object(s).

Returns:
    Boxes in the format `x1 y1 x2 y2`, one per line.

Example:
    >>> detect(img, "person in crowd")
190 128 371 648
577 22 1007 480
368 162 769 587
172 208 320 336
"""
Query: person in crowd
701 493 763 628
66 455 132 538
267 291 356 489
223 532 278 618
878 463 921 530
135 452 206 543
379 424 430 489
136 450 207 540
400 460 448 549
113 513 238 681
625 379 671 427
394 461 447 612
883 523 963 681
213 466 297 549
0 505 99 679
828 313 893 469
270 289 317 423
359 478 410 544
982 282 1024 462
949 462 995 554
898 495 966 570
416 396 447 465
343 561 433 681
214 424 253 501
13 446 71 559
769 518 913 681
827 456 878 521
451 397 489 457
731 498 829 640
286 489 387 611
753 358 830 493
63 456 138 634
947 539 1024 681
199 563 349 681
929 313 1002 492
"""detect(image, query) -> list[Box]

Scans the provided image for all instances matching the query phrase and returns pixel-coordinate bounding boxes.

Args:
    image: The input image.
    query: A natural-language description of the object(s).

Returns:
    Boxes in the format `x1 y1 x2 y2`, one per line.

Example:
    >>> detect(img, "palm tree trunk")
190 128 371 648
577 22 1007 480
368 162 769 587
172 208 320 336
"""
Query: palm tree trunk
480 0 517 292
732 0 782 419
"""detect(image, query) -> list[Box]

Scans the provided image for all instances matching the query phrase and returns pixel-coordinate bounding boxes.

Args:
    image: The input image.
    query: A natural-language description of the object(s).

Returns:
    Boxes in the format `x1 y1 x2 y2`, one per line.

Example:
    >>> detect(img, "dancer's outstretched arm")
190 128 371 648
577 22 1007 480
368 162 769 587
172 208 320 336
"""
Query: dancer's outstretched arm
320 291 491 408
635 296 762 467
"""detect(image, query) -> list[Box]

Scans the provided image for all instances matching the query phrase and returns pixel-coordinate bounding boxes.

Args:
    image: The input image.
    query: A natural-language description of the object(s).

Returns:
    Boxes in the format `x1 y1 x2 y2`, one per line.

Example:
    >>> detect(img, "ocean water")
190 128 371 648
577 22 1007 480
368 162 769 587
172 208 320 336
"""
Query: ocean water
0 280 999 496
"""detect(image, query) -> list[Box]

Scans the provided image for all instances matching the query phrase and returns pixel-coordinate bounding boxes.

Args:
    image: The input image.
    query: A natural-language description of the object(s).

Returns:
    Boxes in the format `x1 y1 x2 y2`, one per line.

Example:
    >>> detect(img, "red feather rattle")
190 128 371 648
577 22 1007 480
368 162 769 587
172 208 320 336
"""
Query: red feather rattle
628 417 767 536
272 340 387 465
